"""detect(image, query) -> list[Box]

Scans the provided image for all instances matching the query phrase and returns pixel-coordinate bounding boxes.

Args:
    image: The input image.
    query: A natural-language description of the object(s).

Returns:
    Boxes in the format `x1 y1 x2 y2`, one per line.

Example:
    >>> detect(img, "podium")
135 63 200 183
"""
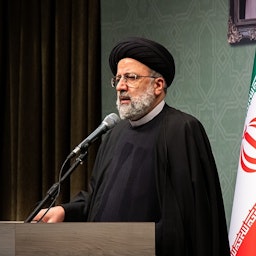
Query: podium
0 222 155 256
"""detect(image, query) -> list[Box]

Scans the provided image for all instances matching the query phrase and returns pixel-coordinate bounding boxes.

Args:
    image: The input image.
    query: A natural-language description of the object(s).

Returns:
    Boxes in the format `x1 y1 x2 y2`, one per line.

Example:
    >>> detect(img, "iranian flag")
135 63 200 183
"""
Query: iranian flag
229 51 256 256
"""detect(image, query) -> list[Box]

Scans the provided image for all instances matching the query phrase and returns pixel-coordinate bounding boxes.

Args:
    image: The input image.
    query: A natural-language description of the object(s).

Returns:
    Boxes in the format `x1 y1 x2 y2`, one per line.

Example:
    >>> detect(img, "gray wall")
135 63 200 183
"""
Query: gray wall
100 0 255 227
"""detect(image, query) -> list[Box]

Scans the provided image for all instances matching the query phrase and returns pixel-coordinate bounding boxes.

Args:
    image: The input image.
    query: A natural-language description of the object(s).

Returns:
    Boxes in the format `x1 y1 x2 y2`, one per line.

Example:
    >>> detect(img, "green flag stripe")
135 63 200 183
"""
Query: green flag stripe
247 51 256 108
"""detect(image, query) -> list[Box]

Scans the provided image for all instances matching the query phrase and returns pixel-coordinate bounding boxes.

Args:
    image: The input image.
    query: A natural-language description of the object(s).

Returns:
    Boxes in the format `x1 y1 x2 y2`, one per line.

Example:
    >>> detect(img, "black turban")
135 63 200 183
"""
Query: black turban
109 37 175 87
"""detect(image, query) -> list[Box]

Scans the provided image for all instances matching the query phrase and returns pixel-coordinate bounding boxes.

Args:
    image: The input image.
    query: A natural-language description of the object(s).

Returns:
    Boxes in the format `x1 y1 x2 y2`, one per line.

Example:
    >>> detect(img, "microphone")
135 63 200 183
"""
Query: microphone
68 113 120 159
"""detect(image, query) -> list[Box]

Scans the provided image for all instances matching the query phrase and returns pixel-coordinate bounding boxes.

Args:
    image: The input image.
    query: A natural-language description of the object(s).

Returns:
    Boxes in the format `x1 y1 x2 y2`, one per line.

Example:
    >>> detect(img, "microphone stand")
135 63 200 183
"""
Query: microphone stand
24 151 88 223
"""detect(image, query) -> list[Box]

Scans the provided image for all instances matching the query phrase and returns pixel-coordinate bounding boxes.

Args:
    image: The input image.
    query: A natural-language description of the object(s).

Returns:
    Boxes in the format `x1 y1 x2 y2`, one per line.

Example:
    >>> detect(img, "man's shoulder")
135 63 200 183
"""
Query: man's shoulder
162 104 201 127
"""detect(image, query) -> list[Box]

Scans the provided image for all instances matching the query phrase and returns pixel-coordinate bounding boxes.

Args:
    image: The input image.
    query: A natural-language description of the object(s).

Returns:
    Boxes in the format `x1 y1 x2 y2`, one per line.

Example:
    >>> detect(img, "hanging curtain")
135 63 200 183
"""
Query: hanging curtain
0 0 101 221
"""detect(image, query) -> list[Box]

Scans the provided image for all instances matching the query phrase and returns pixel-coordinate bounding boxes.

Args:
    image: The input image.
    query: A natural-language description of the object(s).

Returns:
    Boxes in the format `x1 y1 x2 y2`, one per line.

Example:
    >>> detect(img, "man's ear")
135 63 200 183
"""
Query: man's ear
154 77 166 95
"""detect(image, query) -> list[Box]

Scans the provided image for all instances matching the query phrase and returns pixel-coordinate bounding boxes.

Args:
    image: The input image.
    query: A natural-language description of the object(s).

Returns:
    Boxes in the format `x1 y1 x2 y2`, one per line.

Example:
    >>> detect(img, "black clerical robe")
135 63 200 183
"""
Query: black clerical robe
62 104 230 256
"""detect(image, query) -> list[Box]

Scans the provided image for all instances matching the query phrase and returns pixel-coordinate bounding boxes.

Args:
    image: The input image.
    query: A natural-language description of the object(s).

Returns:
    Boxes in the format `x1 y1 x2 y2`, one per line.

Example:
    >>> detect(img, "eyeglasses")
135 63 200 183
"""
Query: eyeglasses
111 73 159 88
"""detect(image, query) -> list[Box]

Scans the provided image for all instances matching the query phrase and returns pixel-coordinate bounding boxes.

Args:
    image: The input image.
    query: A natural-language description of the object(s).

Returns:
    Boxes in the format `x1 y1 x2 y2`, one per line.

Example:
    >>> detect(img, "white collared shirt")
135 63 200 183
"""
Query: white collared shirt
129 100 165 127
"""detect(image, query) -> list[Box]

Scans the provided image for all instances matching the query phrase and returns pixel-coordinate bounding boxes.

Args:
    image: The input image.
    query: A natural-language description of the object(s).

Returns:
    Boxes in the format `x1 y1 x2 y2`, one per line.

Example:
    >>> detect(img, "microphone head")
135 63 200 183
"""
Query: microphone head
103 113 120 129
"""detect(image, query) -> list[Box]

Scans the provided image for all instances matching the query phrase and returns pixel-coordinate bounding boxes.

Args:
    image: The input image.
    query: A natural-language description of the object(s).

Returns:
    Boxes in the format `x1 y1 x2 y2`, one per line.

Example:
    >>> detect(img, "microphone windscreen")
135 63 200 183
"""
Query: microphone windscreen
103 113 120 129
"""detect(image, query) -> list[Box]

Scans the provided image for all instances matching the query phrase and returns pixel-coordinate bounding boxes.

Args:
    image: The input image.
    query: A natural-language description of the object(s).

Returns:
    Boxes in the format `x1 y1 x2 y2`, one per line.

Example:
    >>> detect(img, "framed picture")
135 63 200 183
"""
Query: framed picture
228 0 256 44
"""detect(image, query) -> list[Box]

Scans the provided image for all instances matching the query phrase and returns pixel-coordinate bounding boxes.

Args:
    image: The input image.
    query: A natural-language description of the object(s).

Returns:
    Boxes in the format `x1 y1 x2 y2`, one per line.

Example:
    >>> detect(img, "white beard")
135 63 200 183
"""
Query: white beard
116 84 156 121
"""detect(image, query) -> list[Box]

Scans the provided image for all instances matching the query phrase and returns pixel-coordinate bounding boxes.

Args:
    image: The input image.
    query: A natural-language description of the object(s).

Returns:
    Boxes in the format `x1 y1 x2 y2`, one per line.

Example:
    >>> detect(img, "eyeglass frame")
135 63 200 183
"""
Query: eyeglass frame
111 73 160 88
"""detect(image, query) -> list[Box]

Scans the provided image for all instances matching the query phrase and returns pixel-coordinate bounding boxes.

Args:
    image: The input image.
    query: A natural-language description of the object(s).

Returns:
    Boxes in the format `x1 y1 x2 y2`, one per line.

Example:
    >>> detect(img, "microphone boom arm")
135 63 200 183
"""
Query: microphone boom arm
24 151 88 223
24 113 120 223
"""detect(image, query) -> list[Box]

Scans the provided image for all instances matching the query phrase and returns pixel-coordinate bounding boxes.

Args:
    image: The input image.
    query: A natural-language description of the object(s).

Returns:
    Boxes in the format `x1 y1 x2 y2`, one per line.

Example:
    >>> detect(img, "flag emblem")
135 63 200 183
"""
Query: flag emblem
240 117 256 173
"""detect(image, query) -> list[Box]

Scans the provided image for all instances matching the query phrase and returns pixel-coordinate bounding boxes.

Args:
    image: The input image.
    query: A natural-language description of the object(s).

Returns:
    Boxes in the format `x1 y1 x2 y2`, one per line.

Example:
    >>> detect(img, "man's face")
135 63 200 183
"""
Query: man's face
115 58 158 121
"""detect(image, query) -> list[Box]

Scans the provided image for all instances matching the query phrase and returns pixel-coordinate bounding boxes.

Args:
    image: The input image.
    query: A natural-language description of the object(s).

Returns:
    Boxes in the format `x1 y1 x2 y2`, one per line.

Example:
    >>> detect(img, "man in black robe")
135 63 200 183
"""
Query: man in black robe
34 37 230 256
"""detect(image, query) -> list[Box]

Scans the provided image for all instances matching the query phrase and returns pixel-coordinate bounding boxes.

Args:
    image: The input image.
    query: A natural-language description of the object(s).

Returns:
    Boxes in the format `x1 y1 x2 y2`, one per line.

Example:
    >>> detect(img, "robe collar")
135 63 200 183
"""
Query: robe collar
129 100 165 127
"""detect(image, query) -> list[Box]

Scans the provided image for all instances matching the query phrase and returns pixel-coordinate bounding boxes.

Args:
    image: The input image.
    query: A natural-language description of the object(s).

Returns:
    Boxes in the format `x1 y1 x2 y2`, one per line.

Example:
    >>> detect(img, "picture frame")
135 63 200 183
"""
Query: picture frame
228 0 256 44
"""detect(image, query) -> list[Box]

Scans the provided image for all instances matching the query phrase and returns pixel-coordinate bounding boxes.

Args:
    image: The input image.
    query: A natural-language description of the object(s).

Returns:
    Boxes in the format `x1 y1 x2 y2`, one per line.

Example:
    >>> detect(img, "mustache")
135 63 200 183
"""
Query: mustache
119 91 131 100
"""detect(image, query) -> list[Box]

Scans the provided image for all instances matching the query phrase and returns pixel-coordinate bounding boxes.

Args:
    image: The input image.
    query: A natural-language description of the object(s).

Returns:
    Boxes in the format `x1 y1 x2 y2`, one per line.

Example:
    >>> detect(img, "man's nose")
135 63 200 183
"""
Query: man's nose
116 77 128 90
